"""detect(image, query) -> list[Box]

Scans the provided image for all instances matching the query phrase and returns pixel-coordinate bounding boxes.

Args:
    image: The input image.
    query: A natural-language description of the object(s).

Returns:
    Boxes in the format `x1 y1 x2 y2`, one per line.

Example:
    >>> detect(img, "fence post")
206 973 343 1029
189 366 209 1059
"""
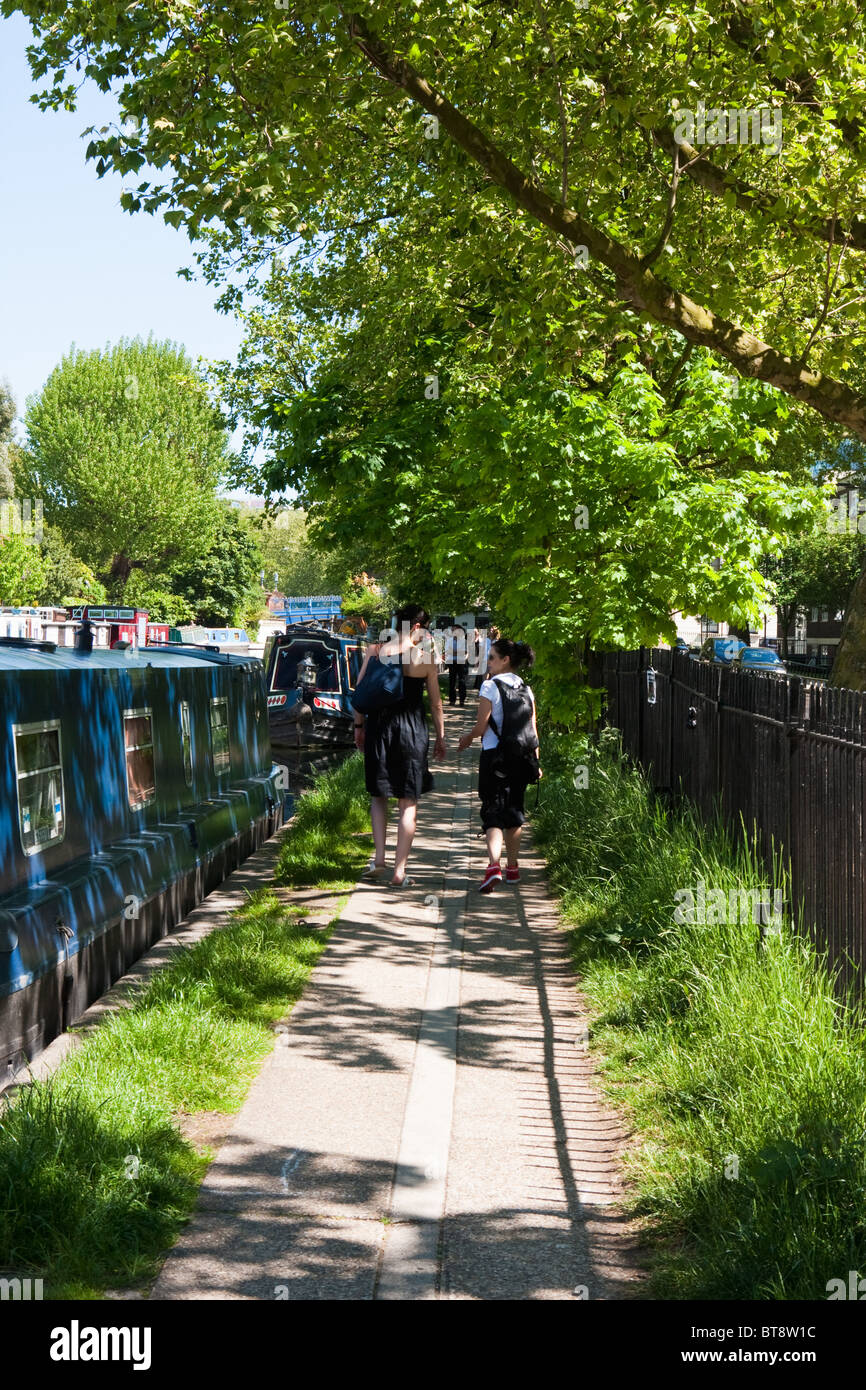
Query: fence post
668 649 675 794
786 676 802 908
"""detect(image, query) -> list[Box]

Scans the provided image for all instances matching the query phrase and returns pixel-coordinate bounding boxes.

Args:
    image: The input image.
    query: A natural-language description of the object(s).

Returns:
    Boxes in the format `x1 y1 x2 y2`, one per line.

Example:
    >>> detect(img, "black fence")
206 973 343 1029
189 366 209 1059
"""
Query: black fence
601 649 866 991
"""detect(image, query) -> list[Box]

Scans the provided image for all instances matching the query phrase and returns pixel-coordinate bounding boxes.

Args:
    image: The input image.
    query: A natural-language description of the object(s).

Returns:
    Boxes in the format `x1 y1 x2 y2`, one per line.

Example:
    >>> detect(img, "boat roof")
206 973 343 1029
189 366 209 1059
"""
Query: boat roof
0 641 258 672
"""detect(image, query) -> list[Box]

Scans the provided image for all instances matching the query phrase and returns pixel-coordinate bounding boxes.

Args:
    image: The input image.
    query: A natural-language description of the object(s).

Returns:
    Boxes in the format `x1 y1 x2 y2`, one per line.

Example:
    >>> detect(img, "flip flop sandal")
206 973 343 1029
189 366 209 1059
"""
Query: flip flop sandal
361 860 388 879
388 876 414 890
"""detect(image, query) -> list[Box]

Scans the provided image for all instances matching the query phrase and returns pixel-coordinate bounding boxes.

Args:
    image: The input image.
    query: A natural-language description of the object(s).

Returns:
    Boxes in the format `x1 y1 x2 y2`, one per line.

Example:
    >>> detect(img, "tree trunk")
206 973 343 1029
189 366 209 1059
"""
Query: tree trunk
777 604 796 659
829 561 866 689
109 553 132 590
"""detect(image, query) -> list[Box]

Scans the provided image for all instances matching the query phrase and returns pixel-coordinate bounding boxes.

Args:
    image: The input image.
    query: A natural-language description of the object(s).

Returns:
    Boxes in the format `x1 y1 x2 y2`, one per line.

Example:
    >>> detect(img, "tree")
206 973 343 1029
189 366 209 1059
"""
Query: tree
15 1 866 683
763 522 866 656
38 525 107 606
121 575 195 627
168 503 263 626
0 381 16 499
249 507 345 597
237 303 820 717
17 339 229 595
11 2 866 432
0 534 49 606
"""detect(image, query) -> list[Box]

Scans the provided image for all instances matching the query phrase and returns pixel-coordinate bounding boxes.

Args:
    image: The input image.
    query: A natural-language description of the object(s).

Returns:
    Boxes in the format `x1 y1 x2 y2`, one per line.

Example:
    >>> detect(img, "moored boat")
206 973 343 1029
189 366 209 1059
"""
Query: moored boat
264 621 367 748
0 639 283 1083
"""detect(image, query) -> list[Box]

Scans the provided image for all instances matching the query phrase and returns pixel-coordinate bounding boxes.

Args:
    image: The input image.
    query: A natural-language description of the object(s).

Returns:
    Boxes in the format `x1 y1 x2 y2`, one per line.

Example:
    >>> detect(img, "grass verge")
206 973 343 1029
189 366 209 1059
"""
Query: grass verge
276 752 372 887
532 729 866 1300
0 756 371 1298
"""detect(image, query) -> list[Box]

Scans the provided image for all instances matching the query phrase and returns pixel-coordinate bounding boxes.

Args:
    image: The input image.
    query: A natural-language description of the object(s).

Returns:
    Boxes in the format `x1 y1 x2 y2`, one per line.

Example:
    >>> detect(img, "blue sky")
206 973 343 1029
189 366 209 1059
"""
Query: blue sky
0 12 247 443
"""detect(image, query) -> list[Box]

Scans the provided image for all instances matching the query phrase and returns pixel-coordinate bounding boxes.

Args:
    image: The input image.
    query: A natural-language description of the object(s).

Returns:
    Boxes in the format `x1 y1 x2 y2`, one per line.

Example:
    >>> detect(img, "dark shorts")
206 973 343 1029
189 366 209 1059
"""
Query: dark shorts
478 746 528 830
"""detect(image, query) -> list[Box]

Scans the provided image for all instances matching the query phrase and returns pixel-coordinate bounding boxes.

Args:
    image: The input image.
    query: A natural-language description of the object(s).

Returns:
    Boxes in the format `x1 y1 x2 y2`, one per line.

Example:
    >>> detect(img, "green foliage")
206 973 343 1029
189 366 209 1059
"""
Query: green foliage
11 1 866 430
340 572 391 628
11 0 862 687
244 505 344 596
122 575 194 627
0 380 16 499
38 525 106 605
764 516 866 616
533 733 866 1299
18 338 230 595
168 503 262 626
0 533 49 605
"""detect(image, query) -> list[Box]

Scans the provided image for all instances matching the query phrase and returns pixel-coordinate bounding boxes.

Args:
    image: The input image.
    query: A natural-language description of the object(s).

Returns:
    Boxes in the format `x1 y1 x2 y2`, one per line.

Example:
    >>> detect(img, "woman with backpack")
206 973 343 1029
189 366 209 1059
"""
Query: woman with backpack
457 637 540 893
353 603 446 888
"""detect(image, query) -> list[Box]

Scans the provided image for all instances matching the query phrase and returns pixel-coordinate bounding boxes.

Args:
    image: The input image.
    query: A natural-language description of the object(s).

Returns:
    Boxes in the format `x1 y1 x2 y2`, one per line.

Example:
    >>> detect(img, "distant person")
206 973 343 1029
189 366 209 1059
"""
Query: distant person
73 618 94 654
445 623 469 707
458 637 540 893
353 603 446 888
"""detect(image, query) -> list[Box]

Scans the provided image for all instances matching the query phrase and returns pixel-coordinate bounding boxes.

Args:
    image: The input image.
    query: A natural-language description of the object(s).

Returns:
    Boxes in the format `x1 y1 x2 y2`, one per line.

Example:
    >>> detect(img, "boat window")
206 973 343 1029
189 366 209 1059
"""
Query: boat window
180 701 193 786
14 721 65 855
345 644 365 691
210 698 231 772
124 709 156 809
271 643 340 693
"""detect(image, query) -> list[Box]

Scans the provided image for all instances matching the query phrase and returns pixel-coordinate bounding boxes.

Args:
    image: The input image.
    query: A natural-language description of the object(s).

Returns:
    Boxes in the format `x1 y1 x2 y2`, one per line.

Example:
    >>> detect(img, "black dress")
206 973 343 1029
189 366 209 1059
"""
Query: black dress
364 673 434 800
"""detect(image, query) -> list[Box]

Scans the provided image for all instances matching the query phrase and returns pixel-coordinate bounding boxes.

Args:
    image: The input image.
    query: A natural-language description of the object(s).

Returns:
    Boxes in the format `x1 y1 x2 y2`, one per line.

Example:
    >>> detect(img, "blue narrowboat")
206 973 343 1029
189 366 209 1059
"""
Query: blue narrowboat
0 640 284 1085
263 622 368 747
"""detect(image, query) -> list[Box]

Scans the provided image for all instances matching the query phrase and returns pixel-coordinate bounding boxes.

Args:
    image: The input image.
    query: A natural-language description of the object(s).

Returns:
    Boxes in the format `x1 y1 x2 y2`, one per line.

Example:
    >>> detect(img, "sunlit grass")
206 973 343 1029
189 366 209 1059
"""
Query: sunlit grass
0 840 354 1297
533 730 866 1300
276 752 372 887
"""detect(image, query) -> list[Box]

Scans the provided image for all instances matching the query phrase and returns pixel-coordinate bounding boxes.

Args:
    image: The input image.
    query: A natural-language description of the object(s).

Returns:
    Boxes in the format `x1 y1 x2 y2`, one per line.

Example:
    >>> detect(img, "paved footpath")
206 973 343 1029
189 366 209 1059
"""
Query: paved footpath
152 705 645 1301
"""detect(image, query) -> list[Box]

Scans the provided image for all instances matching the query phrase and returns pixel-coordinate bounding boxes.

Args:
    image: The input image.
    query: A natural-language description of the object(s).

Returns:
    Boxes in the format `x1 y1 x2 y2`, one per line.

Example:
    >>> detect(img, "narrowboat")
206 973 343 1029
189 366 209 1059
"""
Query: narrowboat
0 640 283 1085
264 622 367 747
173 625 251 655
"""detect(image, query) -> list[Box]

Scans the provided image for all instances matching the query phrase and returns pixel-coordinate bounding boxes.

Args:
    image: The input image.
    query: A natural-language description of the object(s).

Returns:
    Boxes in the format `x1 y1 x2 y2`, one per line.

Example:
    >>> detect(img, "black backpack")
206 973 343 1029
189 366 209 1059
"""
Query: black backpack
488 676 541 784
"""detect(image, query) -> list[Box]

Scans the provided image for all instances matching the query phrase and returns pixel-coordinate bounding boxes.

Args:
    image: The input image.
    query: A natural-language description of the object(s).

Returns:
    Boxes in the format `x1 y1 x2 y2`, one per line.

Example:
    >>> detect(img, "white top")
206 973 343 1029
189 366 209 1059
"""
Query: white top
479 672 535 750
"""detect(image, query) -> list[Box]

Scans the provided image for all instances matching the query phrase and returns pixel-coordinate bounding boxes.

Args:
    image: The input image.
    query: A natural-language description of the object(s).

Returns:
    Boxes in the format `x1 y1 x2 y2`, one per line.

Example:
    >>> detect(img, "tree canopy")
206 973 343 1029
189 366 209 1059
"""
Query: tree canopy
10 1 866 431
13 1 866 693
18 338 230 595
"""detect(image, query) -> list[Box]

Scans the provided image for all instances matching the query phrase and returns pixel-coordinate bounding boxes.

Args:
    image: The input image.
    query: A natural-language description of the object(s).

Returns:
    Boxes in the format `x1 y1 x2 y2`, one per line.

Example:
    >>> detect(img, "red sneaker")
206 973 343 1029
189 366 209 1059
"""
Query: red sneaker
505 866 520 883
479 863 502 894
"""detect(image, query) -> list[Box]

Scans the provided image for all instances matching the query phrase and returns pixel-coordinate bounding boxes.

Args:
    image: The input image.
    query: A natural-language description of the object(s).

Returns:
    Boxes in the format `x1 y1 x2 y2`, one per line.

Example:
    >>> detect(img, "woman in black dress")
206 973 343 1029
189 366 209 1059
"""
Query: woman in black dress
353 603 446 888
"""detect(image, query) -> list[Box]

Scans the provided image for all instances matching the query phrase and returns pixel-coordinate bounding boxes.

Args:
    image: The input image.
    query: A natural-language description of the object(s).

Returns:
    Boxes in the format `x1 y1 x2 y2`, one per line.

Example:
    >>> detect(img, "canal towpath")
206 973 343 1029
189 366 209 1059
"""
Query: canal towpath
152 703 646 1300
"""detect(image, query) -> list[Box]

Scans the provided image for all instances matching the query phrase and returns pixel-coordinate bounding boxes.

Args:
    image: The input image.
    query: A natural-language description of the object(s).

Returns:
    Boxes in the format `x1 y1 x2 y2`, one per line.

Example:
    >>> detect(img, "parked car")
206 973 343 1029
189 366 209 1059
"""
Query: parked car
698 637 747 666
731 647 788 676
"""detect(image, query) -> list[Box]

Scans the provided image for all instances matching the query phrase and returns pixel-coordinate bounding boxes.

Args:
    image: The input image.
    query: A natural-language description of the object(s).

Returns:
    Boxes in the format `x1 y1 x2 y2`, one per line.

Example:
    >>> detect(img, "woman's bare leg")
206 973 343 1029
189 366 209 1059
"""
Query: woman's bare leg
504 826 523 868
485 826 504 864
393 798 418 882
370 796 389 865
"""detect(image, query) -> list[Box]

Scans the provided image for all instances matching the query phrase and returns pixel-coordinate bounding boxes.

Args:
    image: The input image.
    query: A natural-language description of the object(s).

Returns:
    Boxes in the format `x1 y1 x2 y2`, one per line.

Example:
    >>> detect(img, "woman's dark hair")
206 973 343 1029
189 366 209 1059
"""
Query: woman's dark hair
491 637 535 670
395 603 430 628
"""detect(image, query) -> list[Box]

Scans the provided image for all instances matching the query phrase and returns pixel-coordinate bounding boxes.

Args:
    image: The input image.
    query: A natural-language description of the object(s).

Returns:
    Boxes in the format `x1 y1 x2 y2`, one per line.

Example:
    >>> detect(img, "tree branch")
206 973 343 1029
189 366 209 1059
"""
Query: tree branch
344 10 866 441
651 125 866 252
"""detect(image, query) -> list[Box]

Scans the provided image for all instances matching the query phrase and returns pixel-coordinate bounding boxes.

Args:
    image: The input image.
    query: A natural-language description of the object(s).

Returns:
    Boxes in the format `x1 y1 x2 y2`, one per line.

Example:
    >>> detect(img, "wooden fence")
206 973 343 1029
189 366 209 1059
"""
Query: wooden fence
601 649 866 990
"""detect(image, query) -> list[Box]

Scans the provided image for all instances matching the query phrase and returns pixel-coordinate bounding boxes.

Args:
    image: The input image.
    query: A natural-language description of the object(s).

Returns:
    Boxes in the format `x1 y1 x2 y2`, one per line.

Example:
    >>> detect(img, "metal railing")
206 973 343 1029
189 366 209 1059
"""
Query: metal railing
600 648 866 991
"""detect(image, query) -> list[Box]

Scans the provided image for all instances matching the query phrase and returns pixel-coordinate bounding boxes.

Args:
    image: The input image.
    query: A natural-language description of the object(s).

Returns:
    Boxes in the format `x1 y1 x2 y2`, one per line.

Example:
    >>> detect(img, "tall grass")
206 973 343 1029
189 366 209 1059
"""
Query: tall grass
533 730 866 1300
276 752 372 886
0 755 374 1297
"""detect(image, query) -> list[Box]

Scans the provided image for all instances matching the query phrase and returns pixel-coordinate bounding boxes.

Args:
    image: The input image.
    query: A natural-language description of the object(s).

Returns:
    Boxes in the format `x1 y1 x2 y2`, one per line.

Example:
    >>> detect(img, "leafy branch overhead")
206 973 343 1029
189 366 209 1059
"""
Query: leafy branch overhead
9 0 866 433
